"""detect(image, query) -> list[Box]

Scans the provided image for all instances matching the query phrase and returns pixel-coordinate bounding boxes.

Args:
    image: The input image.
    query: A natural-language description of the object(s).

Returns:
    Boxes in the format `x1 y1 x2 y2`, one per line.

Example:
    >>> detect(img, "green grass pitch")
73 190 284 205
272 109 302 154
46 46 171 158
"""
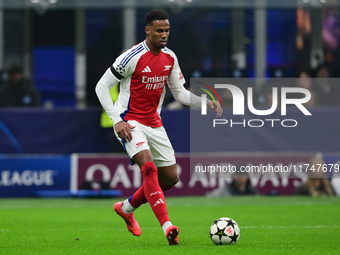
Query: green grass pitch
0 196 339 254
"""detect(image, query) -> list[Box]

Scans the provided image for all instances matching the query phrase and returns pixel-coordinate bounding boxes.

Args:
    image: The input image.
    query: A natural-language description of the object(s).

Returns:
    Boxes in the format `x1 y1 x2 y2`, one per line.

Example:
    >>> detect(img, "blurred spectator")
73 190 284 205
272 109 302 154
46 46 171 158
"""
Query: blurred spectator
331 169 340 196
223 170 258 196
0 65 40 107
296 69 312 90
304 88 319 107
295 69 320 107
81 179 111 191
312 64 340 106
294 155 335 197
207 165 257 196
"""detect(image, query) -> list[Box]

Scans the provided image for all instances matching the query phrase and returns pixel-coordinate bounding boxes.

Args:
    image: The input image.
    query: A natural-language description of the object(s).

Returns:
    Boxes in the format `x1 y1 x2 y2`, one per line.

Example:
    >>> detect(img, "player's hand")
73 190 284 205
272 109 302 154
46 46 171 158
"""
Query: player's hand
114 121 135 142
207 100 223 117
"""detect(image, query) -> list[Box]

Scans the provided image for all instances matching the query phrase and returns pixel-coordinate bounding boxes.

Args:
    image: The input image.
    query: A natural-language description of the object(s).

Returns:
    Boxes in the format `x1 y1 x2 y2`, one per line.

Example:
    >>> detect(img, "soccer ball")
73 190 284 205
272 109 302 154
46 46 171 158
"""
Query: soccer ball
210 217 240 245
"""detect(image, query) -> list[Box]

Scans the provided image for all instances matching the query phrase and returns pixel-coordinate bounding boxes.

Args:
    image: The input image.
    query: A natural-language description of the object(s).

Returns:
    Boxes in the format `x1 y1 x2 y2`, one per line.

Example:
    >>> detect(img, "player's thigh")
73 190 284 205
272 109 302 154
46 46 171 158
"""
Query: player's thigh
113 120 151 161
147 126 176 168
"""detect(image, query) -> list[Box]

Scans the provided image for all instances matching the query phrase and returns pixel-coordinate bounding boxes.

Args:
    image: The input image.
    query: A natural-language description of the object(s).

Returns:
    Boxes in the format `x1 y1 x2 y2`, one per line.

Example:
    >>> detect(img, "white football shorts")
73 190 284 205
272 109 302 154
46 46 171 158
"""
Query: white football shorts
114 120 176 167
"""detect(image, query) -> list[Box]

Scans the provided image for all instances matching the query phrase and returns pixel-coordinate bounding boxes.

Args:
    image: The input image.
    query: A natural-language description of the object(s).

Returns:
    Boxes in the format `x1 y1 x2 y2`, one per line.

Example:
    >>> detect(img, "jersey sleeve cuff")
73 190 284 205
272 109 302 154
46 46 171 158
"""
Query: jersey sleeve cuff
111 115 123 126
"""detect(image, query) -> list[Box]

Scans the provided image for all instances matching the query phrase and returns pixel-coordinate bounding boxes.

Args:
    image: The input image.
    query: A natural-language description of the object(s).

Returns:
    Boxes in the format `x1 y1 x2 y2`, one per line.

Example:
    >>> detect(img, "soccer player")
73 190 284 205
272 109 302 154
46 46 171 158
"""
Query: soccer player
95 9 222 245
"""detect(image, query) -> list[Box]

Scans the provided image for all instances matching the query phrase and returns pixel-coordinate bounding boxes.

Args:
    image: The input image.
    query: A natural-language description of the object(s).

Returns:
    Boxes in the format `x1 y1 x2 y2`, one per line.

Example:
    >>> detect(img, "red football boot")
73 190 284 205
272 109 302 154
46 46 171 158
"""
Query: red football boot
113 201 141 236
165 225 180 245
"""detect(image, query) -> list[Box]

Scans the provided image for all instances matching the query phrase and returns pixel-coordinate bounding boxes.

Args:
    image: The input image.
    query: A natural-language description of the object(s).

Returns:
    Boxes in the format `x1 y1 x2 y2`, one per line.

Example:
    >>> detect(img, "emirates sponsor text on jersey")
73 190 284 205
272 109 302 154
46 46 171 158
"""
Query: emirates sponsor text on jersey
142 75 168 90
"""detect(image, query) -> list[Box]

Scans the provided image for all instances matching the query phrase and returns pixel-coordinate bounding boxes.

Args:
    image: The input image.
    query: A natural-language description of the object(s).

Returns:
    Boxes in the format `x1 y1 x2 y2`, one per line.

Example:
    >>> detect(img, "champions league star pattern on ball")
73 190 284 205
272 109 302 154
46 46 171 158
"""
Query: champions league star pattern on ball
210 217 240 245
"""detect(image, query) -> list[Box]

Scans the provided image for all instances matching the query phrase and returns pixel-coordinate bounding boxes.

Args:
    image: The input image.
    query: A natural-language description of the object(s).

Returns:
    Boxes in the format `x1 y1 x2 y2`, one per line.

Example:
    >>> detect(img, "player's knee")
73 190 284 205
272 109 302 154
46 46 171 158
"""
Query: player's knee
165 174 180 188
141 161 157 176
172 175 180 186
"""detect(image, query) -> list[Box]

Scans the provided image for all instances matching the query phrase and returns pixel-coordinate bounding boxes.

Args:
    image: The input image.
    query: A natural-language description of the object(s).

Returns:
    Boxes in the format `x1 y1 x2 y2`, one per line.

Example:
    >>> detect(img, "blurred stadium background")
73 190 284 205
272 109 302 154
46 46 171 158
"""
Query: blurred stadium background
0 0 340 198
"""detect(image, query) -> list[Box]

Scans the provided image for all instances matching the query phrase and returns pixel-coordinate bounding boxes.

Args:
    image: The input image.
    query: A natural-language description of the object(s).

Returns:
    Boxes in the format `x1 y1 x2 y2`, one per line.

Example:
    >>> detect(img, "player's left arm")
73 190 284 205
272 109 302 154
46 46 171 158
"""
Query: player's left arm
167 55 223 117
169 83 223 117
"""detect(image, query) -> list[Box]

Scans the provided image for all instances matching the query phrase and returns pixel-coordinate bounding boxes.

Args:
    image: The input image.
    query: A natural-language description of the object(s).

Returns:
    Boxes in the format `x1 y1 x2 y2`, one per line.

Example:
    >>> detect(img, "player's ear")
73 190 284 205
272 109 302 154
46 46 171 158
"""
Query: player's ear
145 25 150 35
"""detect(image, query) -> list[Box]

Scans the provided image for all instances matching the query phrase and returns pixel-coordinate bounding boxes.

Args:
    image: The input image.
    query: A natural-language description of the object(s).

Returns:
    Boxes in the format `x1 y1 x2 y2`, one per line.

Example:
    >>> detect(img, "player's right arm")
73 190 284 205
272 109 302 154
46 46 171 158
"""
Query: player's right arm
95 68 122 125
95 69 135 142
95 50 137 141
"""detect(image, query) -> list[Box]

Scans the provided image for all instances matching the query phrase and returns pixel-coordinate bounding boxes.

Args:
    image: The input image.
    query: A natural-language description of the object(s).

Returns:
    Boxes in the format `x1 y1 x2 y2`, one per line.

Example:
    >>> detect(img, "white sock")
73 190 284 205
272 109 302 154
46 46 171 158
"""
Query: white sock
121 199 135 214
162 221 172 235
